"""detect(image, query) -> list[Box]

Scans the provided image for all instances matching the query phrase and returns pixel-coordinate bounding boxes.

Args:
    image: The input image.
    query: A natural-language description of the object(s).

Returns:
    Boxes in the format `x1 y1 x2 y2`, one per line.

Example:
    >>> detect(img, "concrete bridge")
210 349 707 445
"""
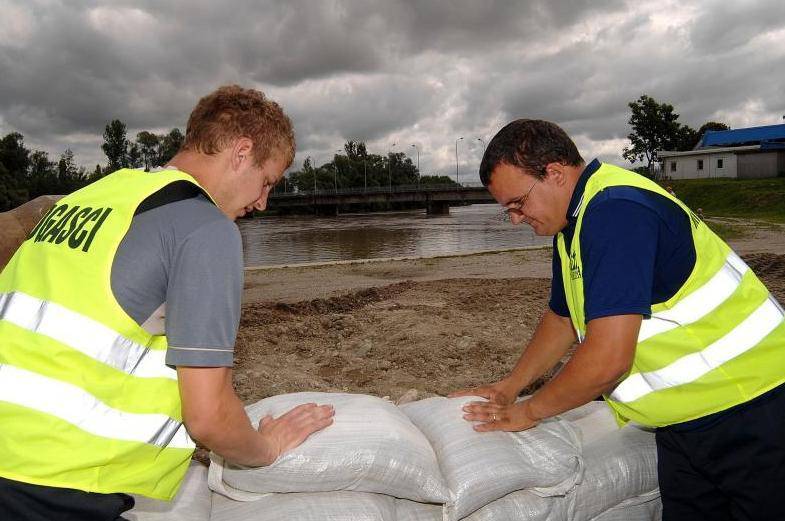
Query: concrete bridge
266 183 494 215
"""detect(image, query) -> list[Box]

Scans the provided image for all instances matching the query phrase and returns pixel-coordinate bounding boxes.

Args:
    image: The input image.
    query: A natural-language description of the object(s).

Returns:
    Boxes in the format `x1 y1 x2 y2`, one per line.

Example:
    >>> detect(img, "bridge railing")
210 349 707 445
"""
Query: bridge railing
269 182 486 198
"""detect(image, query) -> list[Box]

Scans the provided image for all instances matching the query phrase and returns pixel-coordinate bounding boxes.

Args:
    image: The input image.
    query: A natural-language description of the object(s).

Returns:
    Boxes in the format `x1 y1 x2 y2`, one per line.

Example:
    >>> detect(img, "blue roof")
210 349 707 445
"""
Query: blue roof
700 123 785 148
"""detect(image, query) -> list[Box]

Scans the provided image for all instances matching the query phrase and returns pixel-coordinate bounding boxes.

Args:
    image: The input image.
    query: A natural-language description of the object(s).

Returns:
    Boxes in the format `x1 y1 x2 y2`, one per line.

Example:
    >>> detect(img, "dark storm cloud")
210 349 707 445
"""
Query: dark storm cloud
0 0 783 174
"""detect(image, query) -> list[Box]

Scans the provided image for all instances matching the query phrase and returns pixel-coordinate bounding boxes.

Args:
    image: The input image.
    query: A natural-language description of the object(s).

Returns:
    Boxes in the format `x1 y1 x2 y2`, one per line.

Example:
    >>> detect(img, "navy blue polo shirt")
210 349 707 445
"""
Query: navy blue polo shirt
549 159 697 321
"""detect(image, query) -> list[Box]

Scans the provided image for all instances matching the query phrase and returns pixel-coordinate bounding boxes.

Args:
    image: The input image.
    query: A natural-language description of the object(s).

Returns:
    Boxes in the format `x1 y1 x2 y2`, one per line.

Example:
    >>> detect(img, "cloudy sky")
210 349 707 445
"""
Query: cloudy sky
1 0 784 182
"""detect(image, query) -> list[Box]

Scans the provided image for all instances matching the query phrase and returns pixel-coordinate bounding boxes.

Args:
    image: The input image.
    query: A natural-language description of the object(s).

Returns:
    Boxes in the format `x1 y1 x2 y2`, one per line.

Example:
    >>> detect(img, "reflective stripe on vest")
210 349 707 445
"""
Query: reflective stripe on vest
635 252 750 343
0 291 175 380
0 364 193 449
611 294 784 403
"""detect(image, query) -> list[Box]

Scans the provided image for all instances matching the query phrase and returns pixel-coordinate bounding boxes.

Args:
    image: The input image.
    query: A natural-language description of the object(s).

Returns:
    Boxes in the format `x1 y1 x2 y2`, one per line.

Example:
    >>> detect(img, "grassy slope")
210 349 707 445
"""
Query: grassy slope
667 177 785 223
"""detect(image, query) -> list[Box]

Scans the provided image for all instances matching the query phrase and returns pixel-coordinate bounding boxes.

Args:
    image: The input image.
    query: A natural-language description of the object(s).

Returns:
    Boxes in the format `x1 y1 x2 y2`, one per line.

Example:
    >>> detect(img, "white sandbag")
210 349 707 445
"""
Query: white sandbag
570 426 658 521
212 491 397 521
401 396 583 521
212 392 449 503
462 489 569 521
395 499 443 521
125 462 211 521
558 401 620 446
593 494 661 521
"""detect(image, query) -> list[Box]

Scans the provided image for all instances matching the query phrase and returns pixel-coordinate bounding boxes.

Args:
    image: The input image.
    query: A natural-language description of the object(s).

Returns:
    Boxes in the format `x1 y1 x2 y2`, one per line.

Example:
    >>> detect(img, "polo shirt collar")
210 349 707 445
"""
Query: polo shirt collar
567 158 601 221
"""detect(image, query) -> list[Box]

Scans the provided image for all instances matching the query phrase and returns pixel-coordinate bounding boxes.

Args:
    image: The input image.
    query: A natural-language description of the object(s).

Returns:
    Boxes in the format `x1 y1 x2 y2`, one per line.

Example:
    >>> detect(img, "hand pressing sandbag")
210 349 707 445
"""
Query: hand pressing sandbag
212 392 449 503
569 426 658 521
401 397 583 521
211 491 397 521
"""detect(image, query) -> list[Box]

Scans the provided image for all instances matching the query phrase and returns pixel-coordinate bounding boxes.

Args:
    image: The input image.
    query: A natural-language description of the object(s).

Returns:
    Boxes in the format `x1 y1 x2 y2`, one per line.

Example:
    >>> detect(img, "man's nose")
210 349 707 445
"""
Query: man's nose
253 186 272 211
509 212 526 225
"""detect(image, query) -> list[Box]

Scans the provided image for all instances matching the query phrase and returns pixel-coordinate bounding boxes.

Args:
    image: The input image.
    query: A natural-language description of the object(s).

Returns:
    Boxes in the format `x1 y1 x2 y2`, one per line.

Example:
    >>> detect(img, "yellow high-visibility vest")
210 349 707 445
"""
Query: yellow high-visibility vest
0 169 214 499
557 163 785 427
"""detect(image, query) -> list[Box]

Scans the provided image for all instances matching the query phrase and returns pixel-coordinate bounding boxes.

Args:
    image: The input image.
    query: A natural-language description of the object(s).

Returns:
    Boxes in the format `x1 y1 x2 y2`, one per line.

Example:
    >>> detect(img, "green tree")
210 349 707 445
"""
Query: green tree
127 142 142 169
0 162 28 211
622 95 684 170
419 175 458 186
102 119 130 171
156 128 184 166
27 150 57 198
56 149 85 193
136 131 159 171
89 164 104 182
0 132 31 176
673 124 699 151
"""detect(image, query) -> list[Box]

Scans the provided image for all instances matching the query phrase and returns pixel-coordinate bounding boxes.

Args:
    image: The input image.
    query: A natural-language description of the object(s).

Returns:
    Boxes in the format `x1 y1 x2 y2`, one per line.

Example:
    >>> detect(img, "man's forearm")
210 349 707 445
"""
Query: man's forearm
525 314 640 421
194 390 277 467
178 367 276 467
504 309 577 394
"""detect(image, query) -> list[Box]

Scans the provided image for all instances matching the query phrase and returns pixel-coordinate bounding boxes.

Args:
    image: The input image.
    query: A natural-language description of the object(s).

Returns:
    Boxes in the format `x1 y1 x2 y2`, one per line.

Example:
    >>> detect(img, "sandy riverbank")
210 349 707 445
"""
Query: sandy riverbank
234 219 785 406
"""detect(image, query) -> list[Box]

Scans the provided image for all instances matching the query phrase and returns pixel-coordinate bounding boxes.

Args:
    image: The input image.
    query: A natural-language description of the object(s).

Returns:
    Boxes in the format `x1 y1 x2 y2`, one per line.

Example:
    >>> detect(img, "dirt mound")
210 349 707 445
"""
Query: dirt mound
743 253 785 280
742 253 785 304
233 277 553 405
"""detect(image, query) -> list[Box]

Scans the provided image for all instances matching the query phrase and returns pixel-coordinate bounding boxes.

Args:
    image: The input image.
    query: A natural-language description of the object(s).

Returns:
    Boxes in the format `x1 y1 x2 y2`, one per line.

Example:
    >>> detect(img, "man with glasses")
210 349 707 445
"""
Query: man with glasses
452 119 785 520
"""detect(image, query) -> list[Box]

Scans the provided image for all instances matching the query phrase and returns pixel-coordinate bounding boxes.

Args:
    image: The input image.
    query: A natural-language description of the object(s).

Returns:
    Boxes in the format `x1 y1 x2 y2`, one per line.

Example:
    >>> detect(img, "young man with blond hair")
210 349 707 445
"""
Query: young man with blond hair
0 85 334 520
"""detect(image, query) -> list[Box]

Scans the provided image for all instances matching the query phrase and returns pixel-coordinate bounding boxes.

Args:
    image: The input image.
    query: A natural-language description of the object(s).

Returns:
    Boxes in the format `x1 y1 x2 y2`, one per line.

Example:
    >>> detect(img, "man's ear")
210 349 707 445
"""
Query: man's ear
544 162 566 186
230 137 254 170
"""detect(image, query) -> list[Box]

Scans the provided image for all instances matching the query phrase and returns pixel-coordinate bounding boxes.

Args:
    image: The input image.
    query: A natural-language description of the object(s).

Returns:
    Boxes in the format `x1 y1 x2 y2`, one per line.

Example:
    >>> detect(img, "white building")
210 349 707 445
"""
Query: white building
658 124 785 180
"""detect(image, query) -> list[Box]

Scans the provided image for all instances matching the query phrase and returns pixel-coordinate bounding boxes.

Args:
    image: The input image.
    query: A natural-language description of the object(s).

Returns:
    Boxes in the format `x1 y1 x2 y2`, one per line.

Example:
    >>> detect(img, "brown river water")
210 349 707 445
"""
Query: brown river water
237 204 550 267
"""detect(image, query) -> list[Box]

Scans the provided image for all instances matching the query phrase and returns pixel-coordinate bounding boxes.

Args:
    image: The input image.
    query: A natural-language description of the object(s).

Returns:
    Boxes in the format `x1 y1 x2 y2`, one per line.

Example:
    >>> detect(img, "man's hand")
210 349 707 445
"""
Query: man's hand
257 403 334 464
448 378 519 405
461 399 539 432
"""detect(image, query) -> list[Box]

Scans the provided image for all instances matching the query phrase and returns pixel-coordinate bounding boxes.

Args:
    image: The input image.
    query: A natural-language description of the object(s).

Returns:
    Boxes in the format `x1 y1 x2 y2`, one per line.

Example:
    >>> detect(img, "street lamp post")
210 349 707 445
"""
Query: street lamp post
334 149 342 193
455 136 464 186
477 137 485 153
363 158 367 192
388 142 396 192
410 144 419 187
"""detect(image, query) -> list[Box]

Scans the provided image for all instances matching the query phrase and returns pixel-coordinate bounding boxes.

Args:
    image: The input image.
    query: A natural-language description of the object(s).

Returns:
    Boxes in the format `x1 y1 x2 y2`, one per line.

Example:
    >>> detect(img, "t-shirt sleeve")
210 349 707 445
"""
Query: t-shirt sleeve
549 236 571 317
580 198 658 322
165 218 243 367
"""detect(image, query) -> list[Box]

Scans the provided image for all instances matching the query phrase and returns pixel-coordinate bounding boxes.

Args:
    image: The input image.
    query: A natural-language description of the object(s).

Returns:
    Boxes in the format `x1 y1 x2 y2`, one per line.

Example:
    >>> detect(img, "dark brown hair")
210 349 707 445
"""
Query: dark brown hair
479 119 583 185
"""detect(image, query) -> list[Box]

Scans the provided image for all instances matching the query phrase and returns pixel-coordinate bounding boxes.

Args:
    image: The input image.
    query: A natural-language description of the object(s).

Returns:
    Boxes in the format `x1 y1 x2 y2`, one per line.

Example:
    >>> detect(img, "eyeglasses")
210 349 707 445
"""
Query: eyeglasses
504 180 539 216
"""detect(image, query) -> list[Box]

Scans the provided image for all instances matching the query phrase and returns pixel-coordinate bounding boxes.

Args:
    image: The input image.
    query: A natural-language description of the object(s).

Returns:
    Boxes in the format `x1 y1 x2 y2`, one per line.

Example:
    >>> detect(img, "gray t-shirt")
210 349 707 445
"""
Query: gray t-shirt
110 193 242 367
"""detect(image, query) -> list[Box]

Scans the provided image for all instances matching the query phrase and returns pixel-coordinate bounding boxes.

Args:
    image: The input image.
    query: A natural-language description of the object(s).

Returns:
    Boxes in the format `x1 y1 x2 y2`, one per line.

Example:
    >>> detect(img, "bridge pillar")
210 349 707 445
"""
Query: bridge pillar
426 201 450 215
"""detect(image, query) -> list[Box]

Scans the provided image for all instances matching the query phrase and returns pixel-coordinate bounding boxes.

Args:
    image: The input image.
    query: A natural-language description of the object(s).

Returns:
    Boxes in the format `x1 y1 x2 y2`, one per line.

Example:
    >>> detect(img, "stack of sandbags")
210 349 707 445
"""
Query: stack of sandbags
420 402 661 521
0 195 60 269
400 396 583 520
209 393 450 521
126 462 212 521
208 393 586 521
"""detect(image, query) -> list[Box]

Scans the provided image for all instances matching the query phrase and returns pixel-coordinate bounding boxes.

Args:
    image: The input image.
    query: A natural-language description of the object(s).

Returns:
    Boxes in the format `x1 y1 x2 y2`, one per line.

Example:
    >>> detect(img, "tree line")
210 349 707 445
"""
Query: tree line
0 120 183 211
1 95 731 211
284 140 455 194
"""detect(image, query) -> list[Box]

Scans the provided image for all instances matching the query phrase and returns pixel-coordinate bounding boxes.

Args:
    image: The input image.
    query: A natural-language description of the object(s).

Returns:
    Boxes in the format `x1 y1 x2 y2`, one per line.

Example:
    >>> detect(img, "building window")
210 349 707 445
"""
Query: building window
717 158 723 169
670 161 677 172
697 159 704 170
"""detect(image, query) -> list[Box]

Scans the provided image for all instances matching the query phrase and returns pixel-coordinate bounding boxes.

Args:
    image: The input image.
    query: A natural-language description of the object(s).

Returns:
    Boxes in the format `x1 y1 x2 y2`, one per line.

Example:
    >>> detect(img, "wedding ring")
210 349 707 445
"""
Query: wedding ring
491 413 498 422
